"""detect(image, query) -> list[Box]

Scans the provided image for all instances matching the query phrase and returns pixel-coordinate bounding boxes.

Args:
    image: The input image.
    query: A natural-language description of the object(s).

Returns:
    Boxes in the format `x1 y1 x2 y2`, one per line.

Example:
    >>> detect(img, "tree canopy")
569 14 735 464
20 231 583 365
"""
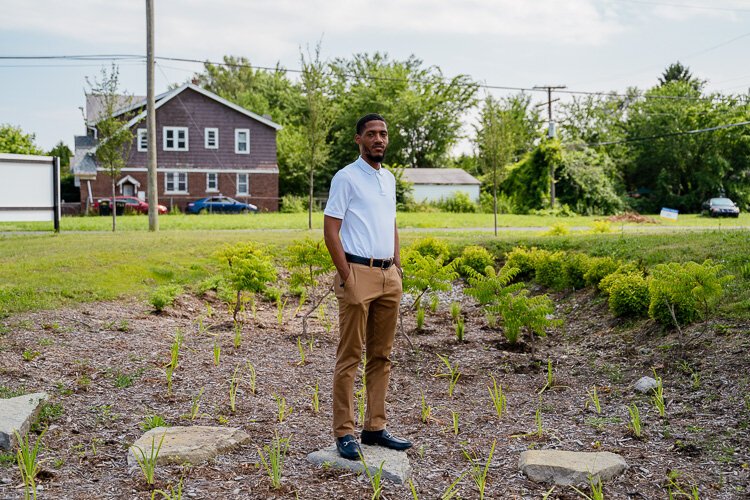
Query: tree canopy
0 124 44 155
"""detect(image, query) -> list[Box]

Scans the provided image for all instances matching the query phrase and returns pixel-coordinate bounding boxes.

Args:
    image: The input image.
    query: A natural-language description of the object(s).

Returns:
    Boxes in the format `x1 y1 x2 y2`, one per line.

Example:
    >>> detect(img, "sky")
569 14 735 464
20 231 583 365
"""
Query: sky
1 0 749 153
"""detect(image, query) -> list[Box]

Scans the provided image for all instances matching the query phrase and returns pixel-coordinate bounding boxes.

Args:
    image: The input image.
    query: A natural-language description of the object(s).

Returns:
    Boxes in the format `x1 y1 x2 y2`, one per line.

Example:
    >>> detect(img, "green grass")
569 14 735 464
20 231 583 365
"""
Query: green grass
0 222 747 318
1 212 747 232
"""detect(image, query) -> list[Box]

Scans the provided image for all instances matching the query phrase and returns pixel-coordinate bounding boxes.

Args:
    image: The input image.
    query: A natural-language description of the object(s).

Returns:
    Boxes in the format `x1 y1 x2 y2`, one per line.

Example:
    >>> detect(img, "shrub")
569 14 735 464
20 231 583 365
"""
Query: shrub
589 220 612 233
436 191 477 213
599 263 639 295
458 245 494 277
217 242 277 322
562 253 591 290
407 237 450 260
534 251 568 290
479 191 515 214
607 273 649 317
503 247 547 281
150 284 182 312
584 256 621 287
544 222 570 236
648 260 732 326
280 194 306 213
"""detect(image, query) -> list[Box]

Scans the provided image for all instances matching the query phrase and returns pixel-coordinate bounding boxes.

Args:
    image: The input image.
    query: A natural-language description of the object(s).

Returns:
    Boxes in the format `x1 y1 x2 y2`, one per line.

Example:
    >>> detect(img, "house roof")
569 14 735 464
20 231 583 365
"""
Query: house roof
86 94 145 125
92 84 282 131
399 168 481 185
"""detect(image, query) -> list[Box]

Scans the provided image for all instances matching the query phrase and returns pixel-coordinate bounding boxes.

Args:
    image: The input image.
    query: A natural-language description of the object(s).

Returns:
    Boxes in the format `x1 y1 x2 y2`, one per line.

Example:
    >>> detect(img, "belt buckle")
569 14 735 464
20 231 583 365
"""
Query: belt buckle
381 258 391 269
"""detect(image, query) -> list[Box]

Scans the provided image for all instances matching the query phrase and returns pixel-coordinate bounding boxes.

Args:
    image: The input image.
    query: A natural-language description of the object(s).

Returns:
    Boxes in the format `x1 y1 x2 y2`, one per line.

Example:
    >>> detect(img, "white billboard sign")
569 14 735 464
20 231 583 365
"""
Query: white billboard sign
0 153 60 230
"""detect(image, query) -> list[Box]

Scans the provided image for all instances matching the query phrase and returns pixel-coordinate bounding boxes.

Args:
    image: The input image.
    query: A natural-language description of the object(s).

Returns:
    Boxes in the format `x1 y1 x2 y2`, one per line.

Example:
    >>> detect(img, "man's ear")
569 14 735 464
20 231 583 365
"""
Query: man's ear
354 134 362 145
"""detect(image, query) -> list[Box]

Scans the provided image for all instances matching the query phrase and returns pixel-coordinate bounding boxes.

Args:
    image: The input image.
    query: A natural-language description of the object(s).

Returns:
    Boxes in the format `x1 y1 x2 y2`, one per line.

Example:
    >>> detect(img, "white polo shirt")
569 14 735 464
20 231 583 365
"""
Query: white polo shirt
324 156 397 259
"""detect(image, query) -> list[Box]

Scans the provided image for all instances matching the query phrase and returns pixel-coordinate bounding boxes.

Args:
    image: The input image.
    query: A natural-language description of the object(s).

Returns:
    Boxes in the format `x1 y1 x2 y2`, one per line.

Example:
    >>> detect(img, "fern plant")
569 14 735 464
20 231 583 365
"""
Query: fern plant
217 242 277 323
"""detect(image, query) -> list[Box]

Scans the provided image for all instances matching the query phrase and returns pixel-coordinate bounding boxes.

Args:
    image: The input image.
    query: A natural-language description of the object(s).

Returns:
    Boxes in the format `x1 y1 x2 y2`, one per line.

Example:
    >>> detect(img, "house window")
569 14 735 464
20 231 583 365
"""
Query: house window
237 173 249 195
235 129 250 154
206 172 218 192
163 127 189 151
137 129 148 152
205 128 218 149
165 172 188 194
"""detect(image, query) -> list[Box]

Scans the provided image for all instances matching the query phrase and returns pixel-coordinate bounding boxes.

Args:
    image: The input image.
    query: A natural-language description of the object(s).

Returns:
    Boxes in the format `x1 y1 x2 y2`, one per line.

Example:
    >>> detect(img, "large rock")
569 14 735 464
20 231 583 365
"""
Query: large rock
519 450 628 485
0 392 48 451
127 426 250 466
307 444 411 485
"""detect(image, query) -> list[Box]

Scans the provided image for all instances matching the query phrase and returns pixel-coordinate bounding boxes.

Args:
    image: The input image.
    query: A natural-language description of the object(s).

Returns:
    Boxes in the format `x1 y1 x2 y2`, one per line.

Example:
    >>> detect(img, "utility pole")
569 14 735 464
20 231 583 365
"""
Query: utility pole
146 0 159 231
534 85 566 210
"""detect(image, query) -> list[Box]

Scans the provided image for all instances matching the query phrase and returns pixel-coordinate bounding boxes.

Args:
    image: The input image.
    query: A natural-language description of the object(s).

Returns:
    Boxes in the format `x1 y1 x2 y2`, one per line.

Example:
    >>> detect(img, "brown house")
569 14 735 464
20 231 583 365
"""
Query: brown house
71 84 282 212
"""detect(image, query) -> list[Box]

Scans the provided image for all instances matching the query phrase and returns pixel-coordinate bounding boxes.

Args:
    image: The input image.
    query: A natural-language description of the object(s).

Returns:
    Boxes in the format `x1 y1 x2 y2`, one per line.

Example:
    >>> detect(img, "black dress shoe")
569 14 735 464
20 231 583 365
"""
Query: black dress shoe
360 429 412 450
336 434 362 460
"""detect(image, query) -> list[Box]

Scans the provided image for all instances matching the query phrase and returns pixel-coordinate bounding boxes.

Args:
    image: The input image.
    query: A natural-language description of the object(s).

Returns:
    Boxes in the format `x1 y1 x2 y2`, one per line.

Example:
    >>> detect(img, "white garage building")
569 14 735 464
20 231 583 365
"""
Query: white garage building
400 168 481 203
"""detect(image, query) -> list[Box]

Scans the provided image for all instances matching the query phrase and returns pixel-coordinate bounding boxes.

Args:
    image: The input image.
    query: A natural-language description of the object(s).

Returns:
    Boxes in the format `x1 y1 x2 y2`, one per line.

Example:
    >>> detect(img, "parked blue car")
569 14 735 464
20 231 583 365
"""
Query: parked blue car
186 196 258 214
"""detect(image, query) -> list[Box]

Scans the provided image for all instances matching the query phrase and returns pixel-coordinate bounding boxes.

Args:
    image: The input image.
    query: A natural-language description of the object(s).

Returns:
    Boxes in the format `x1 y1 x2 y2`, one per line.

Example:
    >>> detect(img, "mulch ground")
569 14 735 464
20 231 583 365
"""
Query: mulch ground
1 281 749 499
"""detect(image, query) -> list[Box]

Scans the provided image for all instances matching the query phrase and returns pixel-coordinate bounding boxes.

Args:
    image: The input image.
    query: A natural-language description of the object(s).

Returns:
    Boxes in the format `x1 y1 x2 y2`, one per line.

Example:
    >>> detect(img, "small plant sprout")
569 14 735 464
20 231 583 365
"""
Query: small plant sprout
441 472 468 500
310 381 320 413
187 387 205 420
450 301 461 322
297 337 306 365
213 338 221 366
571 474 604 500
151 477 184 500
274 393 293 423
205 302 213 318
359 452 386 500
429 294 439 313
196 316 206 335
420 392 434 424
245 361 257 395
257 432 290 489
538 359 555 394
408 478 420 499
628 403 643 438
164 330 183 395
307 336 315 352
485 311 497 329
535 402 544 438
233 320 242 348
488 375 507 418
454 316 465 342
276 296 287 326
228 365 242 412
652 370 666 418
587 386 602 414
451 410 460 435
132 431 166 485
356 387 366 427
416 305 426 331
15 429 45 500
140 414 169 431
462 440 496 500
436 354 461 397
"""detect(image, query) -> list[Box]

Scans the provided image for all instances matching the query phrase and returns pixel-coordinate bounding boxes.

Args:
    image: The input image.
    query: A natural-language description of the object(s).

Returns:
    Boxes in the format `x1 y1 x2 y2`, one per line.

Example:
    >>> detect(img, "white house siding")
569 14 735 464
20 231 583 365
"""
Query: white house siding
412 184 480 203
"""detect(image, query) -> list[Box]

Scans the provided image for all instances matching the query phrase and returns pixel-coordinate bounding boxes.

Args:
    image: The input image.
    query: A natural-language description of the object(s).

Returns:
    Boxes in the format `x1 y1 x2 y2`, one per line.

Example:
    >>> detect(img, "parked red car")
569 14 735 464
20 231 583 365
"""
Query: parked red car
93 196 167 215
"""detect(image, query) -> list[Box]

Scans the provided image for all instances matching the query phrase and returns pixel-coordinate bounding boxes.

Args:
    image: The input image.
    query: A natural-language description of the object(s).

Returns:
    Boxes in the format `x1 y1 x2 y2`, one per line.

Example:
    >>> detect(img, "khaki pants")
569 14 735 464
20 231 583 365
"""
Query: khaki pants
332 262 402 437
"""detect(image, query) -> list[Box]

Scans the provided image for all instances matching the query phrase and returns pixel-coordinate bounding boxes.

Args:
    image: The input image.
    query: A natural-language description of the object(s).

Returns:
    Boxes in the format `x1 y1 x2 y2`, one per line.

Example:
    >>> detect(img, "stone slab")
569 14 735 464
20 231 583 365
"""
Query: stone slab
127 426 250 466
634 376 658 394
307 444 411 485
519 450 628 486
0 392 48 451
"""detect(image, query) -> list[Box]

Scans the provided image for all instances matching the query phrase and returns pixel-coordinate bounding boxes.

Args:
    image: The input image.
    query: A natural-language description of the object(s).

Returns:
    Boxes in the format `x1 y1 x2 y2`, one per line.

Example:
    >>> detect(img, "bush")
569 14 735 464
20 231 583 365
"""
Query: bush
436 191 477 213
479 191 515 214
503 247 547 281
584 256 621 287
648 260 732 326
534 251 568 290
589 220 612 234
280 194 307 213
606 273 649 317
544 222 570 236
150 284 183 312
457 245 494 277
562 253 590 290
599 264 639 296
407 237 450 260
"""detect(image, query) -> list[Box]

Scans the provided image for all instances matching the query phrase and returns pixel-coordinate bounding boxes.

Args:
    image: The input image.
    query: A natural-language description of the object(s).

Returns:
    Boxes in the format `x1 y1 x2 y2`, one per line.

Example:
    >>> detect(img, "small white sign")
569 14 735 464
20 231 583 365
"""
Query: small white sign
660 207 679 221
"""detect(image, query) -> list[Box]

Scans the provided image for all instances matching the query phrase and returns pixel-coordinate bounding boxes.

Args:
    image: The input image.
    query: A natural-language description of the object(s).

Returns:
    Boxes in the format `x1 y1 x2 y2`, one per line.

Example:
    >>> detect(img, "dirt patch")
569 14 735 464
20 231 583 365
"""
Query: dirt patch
1 285 749 499
604 212 660 224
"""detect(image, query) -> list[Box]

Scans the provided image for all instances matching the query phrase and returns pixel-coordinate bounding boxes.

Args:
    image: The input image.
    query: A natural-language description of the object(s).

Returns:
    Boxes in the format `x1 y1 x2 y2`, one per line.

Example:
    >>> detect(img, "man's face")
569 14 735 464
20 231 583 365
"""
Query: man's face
355 120 389 164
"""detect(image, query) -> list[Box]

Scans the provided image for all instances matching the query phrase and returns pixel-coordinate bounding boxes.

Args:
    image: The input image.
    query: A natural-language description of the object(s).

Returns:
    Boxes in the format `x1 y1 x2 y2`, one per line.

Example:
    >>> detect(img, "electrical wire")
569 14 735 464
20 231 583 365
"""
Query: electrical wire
589 119 750 146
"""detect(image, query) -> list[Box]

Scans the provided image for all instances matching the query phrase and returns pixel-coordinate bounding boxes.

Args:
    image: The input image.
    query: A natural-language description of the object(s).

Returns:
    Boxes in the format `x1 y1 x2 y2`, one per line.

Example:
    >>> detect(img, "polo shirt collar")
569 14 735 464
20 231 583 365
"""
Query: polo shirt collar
356 156 384 176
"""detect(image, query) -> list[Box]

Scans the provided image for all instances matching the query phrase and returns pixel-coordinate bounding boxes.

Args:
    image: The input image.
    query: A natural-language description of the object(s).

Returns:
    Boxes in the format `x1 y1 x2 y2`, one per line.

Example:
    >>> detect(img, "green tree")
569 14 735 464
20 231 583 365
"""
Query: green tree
556 145 624 215
48 141 77 202
299 42 334 229
500 140 563 213
327 53 478 177
658 61 704 92
87 65 134 231
0 124 44 155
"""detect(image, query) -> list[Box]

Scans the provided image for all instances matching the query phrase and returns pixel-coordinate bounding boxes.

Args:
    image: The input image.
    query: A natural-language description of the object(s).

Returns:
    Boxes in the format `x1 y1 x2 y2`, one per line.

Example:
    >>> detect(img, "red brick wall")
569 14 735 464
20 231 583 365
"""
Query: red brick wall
81 86 280 211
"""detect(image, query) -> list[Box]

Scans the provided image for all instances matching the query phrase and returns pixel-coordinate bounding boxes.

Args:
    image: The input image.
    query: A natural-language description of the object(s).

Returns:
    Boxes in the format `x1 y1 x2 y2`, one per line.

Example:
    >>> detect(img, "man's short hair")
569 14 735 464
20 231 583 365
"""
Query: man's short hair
356 113 386 135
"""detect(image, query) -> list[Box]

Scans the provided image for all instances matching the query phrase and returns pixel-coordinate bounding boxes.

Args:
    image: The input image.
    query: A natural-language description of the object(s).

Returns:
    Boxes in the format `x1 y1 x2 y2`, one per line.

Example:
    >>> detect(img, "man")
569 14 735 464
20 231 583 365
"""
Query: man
323 113 412 460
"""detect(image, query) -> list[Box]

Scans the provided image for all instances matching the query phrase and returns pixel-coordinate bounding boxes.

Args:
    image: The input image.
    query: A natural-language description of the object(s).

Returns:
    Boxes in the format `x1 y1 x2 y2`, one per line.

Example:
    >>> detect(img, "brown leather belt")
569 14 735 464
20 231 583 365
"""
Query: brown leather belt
345 252 394 269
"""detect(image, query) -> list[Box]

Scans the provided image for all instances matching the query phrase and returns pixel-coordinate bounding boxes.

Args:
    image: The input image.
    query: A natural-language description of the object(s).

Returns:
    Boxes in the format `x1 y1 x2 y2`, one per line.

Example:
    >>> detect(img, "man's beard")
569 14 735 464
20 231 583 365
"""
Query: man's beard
364 148 386 163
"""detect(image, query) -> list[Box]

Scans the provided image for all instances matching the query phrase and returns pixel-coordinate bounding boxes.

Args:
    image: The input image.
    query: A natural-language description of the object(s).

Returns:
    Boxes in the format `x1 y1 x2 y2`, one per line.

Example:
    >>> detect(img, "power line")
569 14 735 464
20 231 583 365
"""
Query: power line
589 119 750 146
611 0 750 13
0 53 733 102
